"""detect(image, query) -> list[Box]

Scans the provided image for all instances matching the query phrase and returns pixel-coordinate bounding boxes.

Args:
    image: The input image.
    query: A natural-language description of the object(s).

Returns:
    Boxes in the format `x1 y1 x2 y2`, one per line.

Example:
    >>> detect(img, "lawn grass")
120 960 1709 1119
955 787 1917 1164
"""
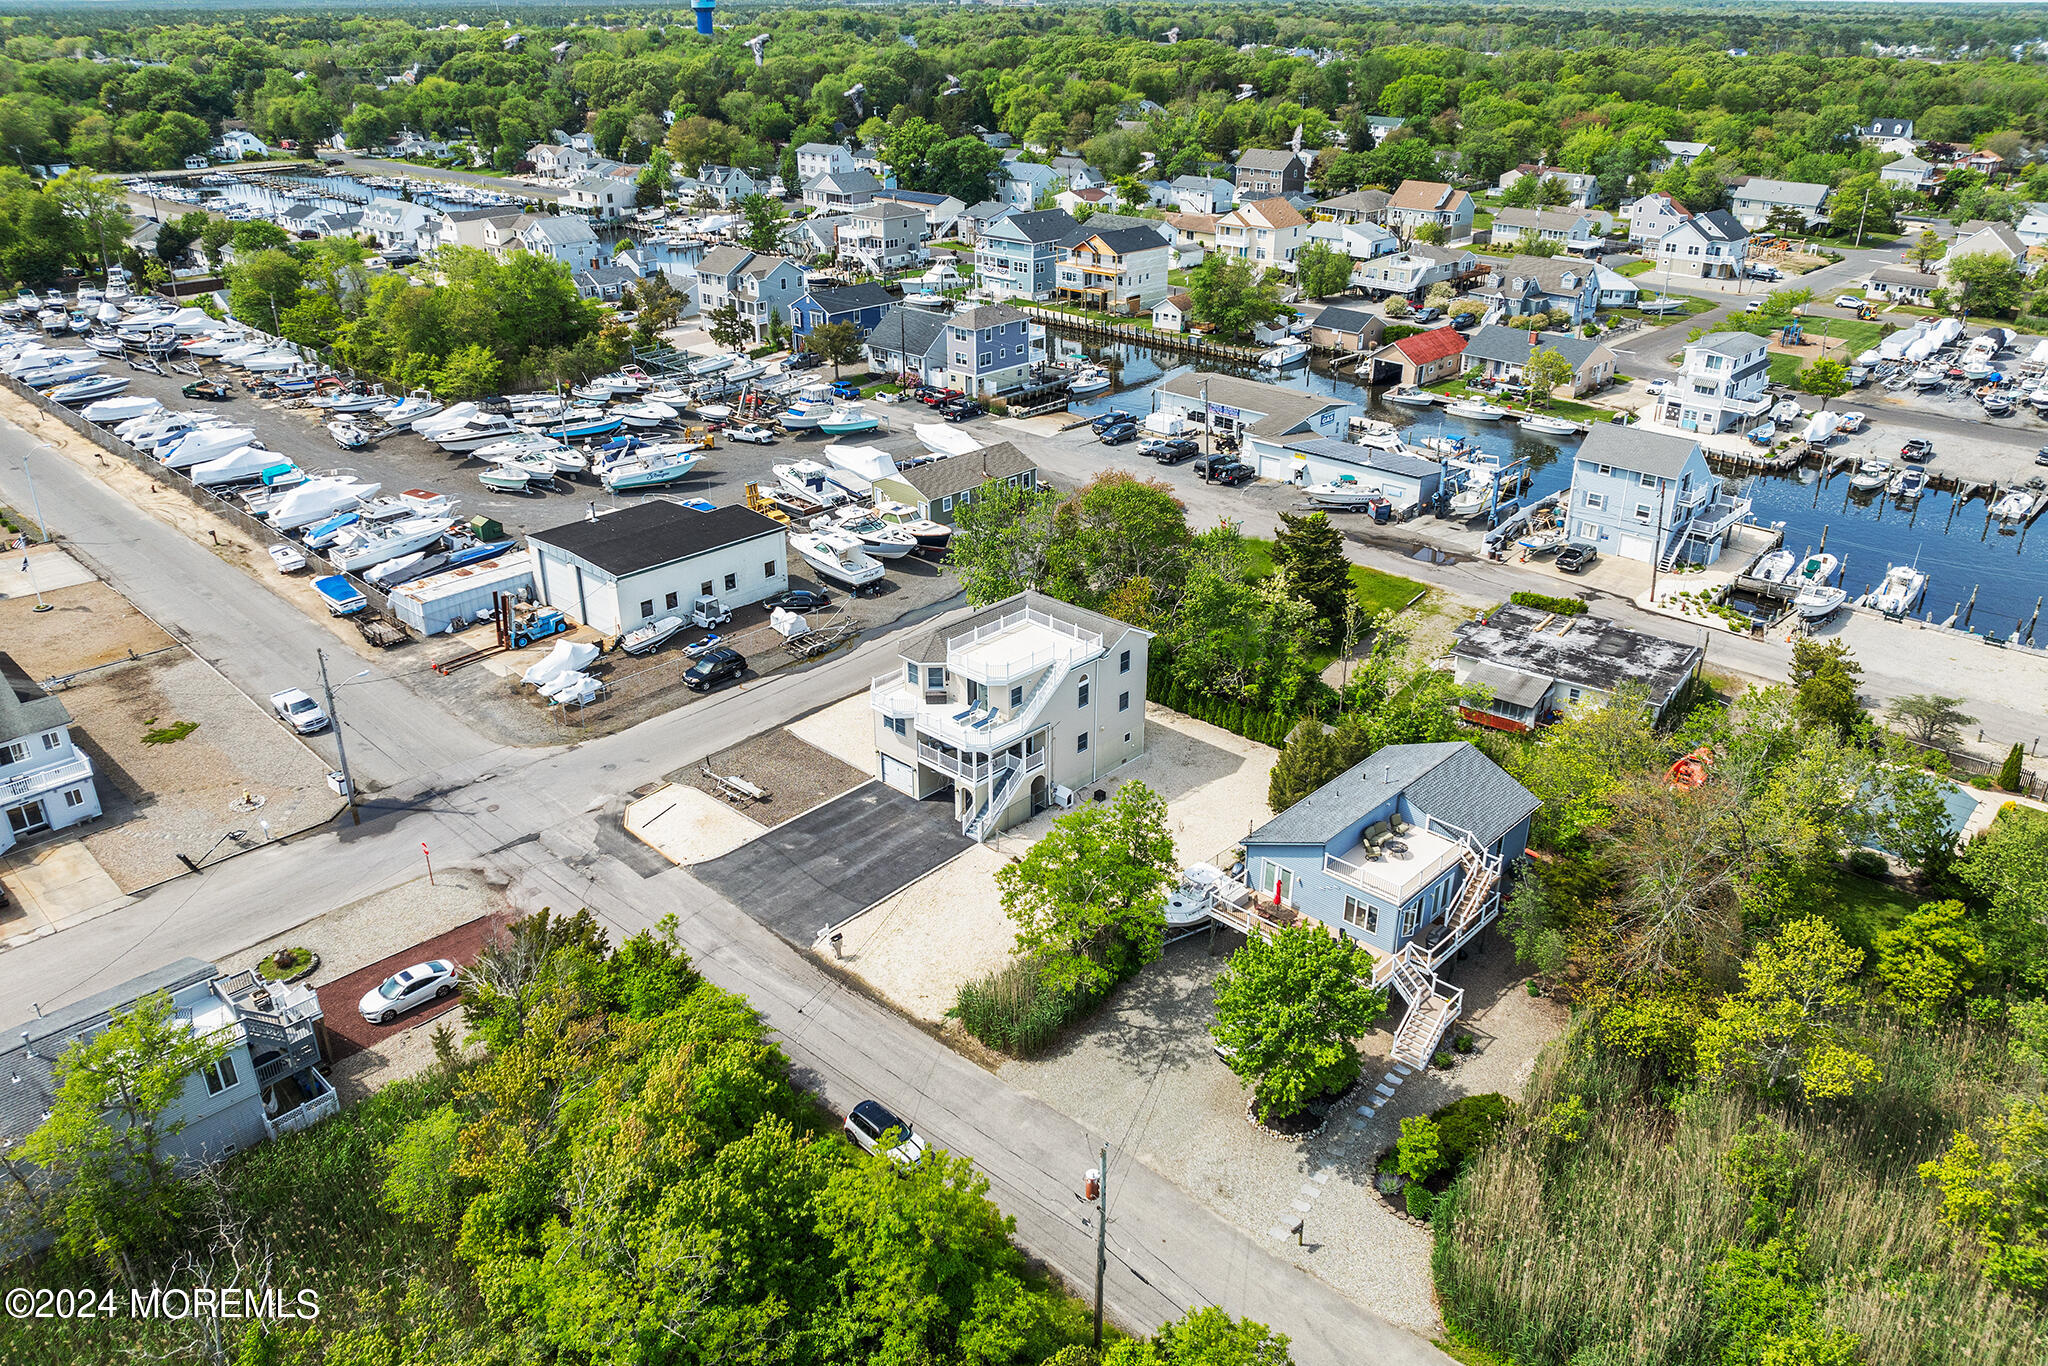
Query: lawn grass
1615 260 1656 278
1422 374 1612 423
1607 297 1716 321
1242 535 1427 616
1812 862 1925 957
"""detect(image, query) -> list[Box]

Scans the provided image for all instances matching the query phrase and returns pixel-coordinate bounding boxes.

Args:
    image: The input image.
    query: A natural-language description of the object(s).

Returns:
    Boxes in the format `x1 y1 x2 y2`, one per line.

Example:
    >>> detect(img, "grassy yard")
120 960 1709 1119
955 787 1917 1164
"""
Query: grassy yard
1606 296 1717 322
1615 259 1657 278
1034 299 1157 330
1814 862 1925 956
1423 374 1613 423
1242 535 1428 617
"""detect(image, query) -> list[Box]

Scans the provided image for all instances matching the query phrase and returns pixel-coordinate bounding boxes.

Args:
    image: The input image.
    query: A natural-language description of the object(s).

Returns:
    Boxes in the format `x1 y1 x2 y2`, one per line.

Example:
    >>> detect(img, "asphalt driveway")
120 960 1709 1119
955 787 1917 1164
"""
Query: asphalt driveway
692 780 971 944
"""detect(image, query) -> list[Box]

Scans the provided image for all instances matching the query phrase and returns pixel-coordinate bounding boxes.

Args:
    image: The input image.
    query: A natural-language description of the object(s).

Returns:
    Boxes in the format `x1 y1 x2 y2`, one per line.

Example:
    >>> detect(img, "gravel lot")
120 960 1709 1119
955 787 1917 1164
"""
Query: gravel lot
830 707 1276 1022
997 923 1564 1339
679 727 870 826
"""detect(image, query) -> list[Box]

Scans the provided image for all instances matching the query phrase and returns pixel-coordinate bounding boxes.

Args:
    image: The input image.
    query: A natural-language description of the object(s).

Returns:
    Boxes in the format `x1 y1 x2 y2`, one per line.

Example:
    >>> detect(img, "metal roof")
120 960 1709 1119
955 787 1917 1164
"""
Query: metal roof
1246 741 1539 851
1281 437 1440 479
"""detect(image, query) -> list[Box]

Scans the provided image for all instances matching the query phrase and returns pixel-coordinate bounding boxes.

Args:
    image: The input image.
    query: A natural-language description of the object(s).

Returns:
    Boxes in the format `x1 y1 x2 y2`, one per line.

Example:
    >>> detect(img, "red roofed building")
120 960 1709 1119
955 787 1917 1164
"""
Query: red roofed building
1370 326 1468 387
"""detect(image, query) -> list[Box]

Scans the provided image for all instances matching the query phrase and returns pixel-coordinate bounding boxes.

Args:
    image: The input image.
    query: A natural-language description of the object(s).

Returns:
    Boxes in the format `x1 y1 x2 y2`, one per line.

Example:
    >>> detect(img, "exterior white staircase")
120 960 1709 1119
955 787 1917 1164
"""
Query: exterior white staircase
1371 837 1502 1070
962 758 1022 842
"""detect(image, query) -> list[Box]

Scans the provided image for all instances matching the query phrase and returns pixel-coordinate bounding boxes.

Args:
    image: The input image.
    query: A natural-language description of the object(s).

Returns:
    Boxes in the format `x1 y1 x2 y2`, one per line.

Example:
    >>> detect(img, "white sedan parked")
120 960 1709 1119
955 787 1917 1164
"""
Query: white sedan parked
357 959 459 1025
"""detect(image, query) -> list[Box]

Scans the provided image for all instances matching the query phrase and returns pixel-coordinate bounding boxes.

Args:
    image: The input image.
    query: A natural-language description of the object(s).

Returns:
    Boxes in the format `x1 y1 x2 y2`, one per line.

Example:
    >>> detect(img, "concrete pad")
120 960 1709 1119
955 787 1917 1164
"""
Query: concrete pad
0 840 131 929
785 690 880 774
0 545 94 599
1290 1199 1313 1213
624 783 765 866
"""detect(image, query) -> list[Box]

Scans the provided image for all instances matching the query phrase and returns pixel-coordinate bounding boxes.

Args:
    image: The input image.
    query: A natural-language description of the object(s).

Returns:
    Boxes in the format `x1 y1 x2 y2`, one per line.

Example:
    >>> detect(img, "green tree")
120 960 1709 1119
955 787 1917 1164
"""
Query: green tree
1955 805 2048 991
1940 251 2028 318
1827 173 1896 241
1920 1096 2048 1295
946 479 1069 605
707 301 750 352
1875 900 1986 1024
739 192 786 254
1789 637 1863 738
1885 693 1975 747
14 991 230 1278
1906 228 1946 274
1522 346 1579 402
1188 252 1286 342
1998 742 2025 792
1271 511 1351 639
225 247 305 330
380 1106 466 1236
1412 221 1448 246
1694 917 1879 1104
431 342 502 399
1396 1115 1444 1182
1211 924 1387 1123
1293 240 1351 299
997 782 1177 997
1268 719 1344 811
1793 357 1849 410
802 319 863 376
1153 1306 1294 1366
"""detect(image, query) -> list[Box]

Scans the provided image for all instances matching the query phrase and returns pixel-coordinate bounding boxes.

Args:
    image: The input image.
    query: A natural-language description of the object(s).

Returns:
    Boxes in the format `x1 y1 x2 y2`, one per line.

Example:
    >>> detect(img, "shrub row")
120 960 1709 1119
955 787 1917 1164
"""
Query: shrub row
1510 590 1589 617
1147 672 1304 747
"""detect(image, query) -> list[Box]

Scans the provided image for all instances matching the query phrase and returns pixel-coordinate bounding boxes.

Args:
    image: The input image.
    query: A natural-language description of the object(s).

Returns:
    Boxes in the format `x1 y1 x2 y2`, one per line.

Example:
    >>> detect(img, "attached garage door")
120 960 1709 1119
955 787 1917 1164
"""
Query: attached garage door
880 754 916 795
1616 534 1654 562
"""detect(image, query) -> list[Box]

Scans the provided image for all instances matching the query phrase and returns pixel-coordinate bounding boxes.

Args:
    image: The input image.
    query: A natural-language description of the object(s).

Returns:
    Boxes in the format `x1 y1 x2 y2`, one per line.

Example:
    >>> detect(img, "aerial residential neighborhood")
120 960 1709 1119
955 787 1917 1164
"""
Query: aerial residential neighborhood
0 5 2045 1366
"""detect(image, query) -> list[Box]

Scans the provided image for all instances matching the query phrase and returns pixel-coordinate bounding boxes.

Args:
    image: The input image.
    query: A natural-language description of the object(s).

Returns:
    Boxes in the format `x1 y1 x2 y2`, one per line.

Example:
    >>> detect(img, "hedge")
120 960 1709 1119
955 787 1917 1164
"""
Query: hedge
1509 591 1588 617
1145 669 1304 747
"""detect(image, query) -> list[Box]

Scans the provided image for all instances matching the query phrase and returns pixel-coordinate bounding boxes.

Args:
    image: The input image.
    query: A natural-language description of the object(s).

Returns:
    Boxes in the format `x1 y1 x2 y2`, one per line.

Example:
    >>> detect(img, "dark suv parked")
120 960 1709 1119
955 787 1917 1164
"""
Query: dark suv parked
683 648 747 691
1098 421 1138 445
1194 457 1254 485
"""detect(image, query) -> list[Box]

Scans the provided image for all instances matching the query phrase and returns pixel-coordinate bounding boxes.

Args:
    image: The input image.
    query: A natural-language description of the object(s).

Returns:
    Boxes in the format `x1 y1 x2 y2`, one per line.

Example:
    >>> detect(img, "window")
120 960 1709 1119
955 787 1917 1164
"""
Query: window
1119 648 1131 674
0 742 24 766
940 496 954 513
1119 691 1130 712
203 1055 239 1096
1123 733 1131 743
1077 679 1090 707
1583 491 1605 510
639 599 654 618
1076 732 1089 753
765 560 777 578
1640 472 1658 488
906 662 919 686
1596 463 1612 476
724 572 737 592
41 732 59 751
64 788 85 808
1567 687 1582 702
700 581 714 597
665 592 678 610
1343 896 1379 933
926 666 945 689
1635 503 1653 522
1009 685 1024 708
1401 903 1422 938
887 717 908 737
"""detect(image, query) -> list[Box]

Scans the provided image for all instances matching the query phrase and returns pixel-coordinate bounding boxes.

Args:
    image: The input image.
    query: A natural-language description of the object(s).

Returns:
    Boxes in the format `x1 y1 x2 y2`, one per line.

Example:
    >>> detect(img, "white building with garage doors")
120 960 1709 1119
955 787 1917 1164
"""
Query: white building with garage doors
0 652 101 855
867 591 1154 841
526 502 789 636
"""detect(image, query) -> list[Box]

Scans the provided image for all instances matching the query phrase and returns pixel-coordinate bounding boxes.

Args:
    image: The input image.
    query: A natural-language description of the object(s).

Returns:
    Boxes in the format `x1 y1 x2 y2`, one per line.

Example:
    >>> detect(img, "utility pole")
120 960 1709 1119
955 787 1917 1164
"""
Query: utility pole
1091 1143 1109 1352
317 649 360 825
19 443 51 612
1648 479 1670 604
1198 377 1210 476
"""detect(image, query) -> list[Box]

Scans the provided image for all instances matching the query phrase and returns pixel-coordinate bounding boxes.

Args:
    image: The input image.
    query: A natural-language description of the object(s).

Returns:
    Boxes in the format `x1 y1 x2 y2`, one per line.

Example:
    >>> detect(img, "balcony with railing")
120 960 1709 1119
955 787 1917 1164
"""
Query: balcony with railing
1 752 93 801
263 1066 340 1140
945 606 1102 686
1681 492 1752 544
1322 826 1467 905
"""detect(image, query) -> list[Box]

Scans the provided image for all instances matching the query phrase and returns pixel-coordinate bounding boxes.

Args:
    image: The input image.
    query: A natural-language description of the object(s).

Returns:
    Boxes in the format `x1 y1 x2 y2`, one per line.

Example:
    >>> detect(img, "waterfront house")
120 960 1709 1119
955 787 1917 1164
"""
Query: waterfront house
1656 332 1771 434
872 442 1041 529
1306 304 1385 353
862 303 948 382
867 590 1150 840
1054 227 1171 312
1151 371 1357 450
1151 292 1194 334
1566 424 1751 566
1458 326 1615 396
836 200 929 274
975 208 1079 300
788 282 897 341
1367 327 1468 387
924 305 1045 396
1471 256 1602 327
1451 604 1705 732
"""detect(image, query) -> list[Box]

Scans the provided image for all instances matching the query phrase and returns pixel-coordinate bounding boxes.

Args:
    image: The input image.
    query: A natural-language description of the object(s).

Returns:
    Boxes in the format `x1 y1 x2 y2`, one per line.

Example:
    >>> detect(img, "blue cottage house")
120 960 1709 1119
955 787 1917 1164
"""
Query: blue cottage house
1240 741 1537 1065
788 282 899 342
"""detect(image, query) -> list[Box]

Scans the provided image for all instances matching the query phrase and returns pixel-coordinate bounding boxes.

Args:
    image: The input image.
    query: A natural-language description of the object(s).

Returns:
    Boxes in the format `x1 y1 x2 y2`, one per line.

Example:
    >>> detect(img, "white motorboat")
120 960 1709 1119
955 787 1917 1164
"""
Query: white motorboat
615 399 680 428
789 529 886 589
161 427 260 469
15 355 105 386
1847 460 1893 492
430 413 524 452
263 477 384 531
687 353 735 377
621 615 686 655
776 459 857 505
473 432 567 463
1445 398 1510 420
1911 366 1947 390
1385 386 1435 407
190 445 294 488
777 386 834 430
599 448 702 492
267 544 306 573
819 403 879 435
310 389 384 413
1992 488 2039 521
1747 421 1777 446
241 350 305 373
1304 474 1384 508
1449 482 1493 516
1793 585 1848 620
724 360 767 384
1790 552 1839 587
329 419 376 449
830 509 920 559
1770 398 1806 425
1888 467 1926 500
409 402 484 440
329 516 455 572
1066 365 1112 396
373 394 444 430
1517 414 1579 436
915 423 983 458
875 499 952 554
1751 549 1796 583
1867 563 1927 616
47 373 131 405
1837 411 1866 433
86 333 128 356
1257 341 1310 368
80 394 162 424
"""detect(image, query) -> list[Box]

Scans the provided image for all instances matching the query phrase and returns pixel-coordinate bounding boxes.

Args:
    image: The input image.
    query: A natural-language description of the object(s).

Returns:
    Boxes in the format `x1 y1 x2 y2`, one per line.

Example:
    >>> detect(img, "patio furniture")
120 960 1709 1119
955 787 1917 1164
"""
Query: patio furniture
1383 838 1410 858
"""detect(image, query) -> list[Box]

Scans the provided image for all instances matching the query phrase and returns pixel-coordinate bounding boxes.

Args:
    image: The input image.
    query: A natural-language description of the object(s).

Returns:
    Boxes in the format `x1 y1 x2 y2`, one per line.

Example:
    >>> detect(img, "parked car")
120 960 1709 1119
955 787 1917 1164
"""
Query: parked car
1141 437 1198 464
784 351 823 370
1098 421 1138 445
1451 311 1480 331
1556 543 1599 573
357 959 458 1025
269 688 330 734
2037 446 2048 467
727 423 776 444
942 400 983 423
683 647 747 691
1643 379 1669 396
1195 457 1254 485
1832 294 1864 309
1900 437 1935 462
763 589 832 612
1411 306 1443 324
843 1100 927 1166
1090 409 1137 433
